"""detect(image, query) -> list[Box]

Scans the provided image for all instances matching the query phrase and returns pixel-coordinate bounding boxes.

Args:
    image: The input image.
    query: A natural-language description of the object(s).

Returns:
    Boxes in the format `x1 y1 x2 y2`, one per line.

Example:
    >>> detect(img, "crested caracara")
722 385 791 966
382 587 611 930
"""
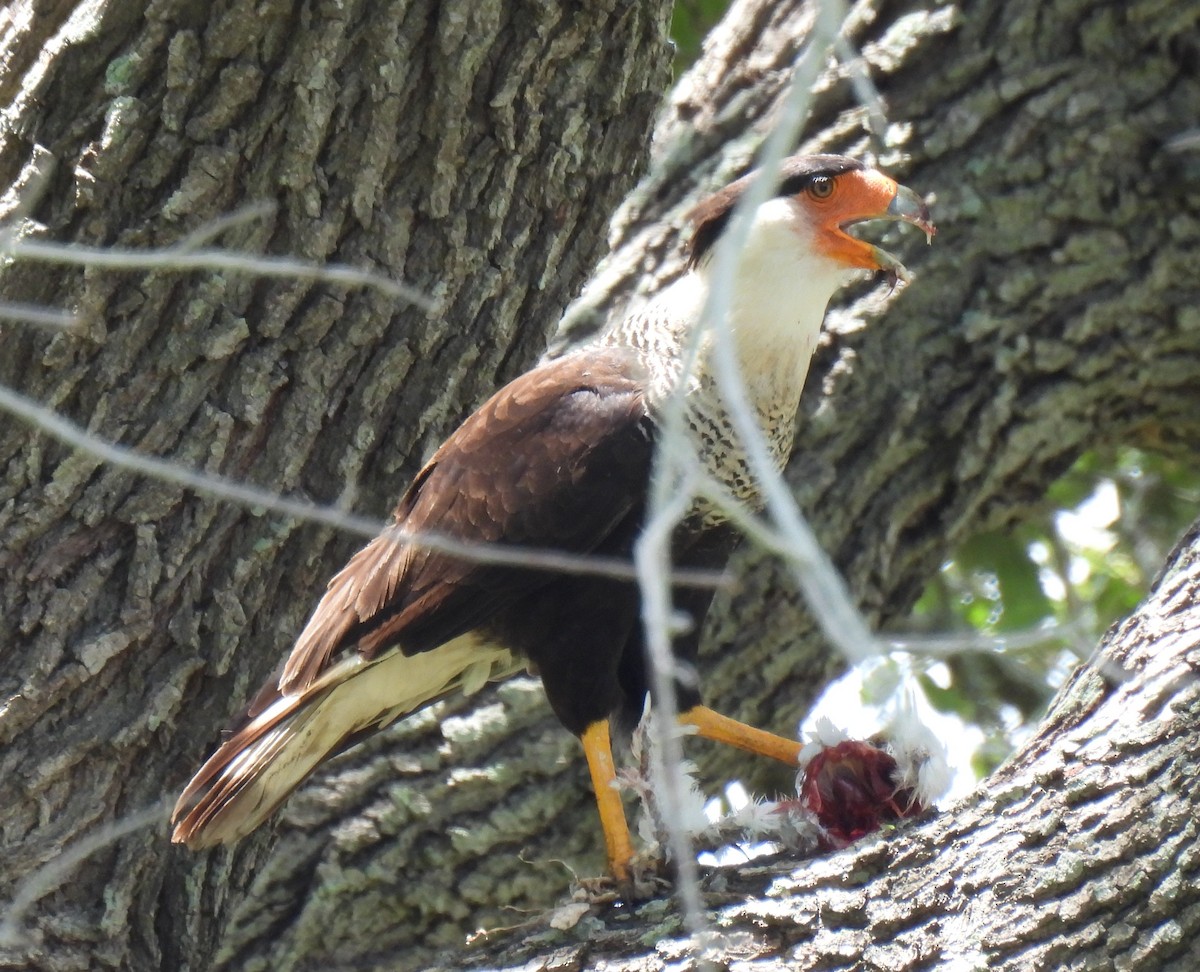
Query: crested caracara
171 154 935 889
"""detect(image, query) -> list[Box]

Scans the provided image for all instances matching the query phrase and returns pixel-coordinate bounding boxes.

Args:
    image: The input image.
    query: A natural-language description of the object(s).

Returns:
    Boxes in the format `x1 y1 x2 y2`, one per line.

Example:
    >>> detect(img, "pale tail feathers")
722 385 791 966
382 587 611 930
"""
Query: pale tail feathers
171 635 519 848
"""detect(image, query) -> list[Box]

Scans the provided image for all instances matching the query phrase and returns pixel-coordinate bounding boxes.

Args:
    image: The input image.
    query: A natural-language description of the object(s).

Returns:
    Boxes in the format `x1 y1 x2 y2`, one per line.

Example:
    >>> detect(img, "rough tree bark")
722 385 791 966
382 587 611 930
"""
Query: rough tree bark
1 0 1198 970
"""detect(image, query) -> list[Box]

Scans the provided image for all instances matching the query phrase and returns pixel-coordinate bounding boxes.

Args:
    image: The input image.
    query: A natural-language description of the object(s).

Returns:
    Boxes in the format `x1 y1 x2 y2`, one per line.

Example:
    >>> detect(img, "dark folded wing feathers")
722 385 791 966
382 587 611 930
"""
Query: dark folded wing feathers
278 347 655 693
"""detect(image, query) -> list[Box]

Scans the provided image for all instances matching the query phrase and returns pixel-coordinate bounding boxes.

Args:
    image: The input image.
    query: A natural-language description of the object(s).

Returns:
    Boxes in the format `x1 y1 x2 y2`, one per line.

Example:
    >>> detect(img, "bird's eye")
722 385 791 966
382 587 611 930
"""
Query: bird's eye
808 176 835 199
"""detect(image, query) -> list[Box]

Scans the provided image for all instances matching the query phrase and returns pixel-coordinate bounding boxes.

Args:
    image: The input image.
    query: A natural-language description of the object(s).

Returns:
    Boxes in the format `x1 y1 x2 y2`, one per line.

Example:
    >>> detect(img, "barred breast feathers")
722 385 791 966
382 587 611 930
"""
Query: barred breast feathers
597 266 829 518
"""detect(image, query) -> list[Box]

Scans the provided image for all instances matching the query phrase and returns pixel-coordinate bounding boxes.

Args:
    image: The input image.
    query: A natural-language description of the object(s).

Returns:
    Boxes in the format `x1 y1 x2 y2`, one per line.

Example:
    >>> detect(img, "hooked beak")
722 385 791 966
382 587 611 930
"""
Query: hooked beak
868 183 937 284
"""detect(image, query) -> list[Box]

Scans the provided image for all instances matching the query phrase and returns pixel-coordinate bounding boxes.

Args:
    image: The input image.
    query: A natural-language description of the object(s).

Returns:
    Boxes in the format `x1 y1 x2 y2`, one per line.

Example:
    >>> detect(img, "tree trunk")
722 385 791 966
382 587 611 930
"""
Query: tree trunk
2 0 1199 970
0 2 672 970
453 513 1200 971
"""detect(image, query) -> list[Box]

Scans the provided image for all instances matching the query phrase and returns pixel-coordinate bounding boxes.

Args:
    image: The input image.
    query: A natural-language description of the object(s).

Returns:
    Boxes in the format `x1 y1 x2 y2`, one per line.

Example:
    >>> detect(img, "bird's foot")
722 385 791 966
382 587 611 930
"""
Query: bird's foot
575 853 670 904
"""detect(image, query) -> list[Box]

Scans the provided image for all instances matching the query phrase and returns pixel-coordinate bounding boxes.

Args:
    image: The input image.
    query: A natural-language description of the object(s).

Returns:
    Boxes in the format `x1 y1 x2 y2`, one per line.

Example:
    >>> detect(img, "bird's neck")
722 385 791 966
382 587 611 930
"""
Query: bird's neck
601 239 848 515
644 246 844 416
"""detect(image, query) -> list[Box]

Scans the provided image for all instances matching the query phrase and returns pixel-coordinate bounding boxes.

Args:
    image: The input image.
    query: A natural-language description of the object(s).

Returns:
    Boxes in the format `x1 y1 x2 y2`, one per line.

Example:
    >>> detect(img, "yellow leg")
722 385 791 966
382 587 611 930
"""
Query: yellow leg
679 705 803 765
581 719 634 884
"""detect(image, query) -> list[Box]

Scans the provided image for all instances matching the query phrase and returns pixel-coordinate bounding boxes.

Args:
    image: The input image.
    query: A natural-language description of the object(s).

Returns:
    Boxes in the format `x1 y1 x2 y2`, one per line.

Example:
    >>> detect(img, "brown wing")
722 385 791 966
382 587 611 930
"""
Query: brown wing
278 346 655 693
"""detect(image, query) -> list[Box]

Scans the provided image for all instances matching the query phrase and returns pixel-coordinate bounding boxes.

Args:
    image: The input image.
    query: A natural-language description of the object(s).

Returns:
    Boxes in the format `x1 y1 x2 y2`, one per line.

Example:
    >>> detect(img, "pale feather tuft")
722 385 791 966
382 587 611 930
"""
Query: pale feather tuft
884 694 952 805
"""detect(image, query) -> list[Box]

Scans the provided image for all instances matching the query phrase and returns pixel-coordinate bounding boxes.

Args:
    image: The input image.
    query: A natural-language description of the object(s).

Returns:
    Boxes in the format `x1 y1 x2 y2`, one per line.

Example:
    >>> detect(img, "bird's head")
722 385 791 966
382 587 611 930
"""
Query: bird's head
687 154 935 288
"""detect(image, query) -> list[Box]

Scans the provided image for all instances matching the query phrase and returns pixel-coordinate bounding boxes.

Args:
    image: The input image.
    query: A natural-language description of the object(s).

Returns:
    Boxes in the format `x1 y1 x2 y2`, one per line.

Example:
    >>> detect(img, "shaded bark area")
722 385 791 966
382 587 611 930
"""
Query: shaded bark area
0 1 672 970
452 516 1200 971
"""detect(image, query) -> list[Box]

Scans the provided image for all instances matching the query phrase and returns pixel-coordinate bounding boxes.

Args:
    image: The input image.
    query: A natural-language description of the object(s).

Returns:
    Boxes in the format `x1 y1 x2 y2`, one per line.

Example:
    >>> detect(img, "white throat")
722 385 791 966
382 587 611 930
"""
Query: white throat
645 196 853 412
700 195 852 389
600 196 856 515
